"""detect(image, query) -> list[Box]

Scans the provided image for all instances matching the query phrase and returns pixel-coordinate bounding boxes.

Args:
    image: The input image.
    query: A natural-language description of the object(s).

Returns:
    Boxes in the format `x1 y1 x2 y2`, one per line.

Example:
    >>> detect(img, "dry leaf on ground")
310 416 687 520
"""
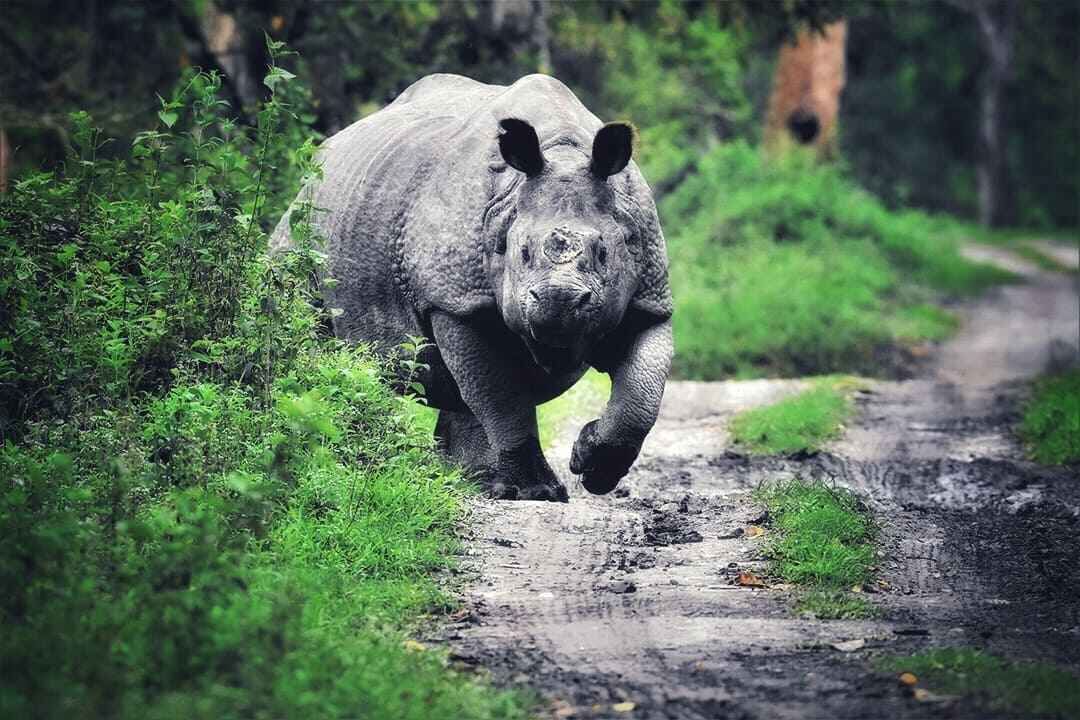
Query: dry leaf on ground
402 639 427 652
746 525 766 537
612 701 637 713
736 572 768 588
830 638 866 652
898 672 918 686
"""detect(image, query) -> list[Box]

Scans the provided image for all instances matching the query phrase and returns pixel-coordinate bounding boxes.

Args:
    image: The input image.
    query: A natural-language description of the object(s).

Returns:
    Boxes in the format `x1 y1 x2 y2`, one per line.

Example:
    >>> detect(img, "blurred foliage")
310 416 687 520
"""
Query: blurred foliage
663 143 1013 379
0 47 526 718
2 0 1074 228
1019 370 1080 466
843 1 1079 228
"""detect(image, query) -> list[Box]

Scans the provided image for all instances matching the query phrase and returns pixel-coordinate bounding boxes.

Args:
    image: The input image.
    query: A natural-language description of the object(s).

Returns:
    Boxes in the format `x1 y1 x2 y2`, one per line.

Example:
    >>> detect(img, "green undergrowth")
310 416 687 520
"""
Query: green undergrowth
879 648 1080 718
409 369 610 453
730 378 857 455
537 369 612 449
755 478 877 618
0 46 526 720
661 143 1015 379
1019 370 1080 465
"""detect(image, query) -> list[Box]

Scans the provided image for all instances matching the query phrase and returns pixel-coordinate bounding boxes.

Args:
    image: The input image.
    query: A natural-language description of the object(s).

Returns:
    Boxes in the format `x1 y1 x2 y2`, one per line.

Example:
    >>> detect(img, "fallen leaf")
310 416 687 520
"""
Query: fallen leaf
402 639 427 652
611 701 636 713
551 699 577 718
746 525 766 537
850 584 864 593
830 638 866 652
736 572 767 588
898 672 918 686
911 687 954 703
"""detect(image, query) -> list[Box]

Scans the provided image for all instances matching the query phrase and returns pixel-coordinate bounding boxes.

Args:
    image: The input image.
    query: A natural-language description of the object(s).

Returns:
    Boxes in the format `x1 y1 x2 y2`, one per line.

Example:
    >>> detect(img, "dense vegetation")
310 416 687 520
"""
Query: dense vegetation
1019 370 1080 465
661 145 1010 378
0 55 524 718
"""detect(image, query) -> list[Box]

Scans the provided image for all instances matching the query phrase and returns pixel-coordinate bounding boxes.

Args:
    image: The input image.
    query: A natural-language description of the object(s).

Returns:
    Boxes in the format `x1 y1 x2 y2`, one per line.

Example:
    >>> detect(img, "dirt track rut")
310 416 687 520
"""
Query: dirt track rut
437 243 1079 719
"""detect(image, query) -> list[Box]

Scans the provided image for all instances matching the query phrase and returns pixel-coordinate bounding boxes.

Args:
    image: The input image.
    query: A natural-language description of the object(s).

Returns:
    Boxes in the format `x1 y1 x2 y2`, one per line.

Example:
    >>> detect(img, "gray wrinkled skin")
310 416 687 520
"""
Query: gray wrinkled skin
272 73 673 501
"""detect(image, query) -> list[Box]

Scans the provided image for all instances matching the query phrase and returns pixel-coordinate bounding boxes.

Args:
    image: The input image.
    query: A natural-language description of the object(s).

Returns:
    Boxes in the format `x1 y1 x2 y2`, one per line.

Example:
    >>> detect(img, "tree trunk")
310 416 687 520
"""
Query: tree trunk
763 20 848 160
1 127 10 194
971 0 1016 227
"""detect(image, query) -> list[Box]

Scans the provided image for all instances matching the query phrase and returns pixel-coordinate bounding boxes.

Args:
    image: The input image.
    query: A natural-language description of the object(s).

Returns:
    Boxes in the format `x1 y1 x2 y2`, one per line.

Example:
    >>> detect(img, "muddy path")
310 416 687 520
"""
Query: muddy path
437 243 1079 719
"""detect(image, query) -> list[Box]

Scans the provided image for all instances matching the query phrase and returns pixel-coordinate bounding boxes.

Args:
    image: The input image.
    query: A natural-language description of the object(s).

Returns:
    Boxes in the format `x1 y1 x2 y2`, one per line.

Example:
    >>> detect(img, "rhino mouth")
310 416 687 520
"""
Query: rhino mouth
522 332 587 374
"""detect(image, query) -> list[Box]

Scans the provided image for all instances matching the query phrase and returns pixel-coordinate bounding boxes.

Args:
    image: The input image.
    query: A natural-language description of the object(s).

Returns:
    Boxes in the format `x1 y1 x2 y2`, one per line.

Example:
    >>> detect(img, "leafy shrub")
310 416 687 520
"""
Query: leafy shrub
661 143 1014 378
554 1 750 187
0 40 524 719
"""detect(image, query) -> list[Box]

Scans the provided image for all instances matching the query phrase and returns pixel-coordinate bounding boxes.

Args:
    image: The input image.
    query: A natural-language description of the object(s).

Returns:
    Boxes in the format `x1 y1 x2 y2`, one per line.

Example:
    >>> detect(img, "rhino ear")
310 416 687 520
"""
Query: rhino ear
498 118 545 177
590 122 635 178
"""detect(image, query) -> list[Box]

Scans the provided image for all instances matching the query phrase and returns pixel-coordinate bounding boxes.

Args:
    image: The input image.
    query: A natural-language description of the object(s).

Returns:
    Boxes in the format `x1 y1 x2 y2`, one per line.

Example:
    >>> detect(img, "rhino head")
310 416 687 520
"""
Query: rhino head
488 118 639 373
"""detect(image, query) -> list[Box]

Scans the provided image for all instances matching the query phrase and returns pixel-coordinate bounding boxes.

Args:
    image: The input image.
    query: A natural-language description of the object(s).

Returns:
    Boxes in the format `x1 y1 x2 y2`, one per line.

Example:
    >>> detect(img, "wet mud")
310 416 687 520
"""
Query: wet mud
435 245 1079 719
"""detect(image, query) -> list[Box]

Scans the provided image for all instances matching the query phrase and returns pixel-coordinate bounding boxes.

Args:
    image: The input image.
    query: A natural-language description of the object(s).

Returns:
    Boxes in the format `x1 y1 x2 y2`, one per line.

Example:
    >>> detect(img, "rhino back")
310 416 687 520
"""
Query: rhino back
276 73 670 347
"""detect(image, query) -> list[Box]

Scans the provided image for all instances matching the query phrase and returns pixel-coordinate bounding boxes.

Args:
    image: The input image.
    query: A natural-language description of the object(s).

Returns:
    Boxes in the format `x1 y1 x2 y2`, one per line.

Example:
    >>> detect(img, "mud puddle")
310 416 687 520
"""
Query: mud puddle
435 245 1079 719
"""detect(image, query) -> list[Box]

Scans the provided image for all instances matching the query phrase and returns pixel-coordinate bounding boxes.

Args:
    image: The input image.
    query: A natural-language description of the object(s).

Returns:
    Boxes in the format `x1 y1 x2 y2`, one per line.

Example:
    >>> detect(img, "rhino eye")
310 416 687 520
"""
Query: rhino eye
521 244 531 264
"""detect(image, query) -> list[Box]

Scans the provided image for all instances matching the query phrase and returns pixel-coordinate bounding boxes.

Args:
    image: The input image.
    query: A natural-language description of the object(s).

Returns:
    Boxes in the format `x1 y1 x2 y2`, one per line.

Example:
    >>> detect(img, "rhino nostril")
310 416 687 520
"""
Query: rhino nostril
528 288 541 303
573 289 592 309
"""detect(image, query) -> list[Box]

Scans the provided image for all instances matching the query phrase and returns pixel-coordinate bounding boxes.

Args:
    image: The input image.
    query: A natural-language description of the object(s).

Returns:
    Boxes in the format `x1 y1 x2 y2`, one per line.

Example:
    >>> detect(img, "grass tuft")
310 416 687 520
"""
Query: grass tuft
730 380 854 455
796 590 877 620
755 478 877 617
1019 370 1080 465
879 647 1080 718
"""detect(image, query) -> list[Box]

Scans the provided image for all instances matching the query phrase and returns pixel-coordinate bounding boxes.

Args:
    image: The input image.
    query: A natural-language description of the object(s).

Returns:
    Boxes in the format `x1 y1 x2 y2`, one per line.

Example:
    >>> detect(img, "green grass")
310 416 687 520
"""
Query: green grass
1019 370 1080 465
755 478 877 618
1 352 530 720
888 304 959 343
879 648 1080 718
661 143 1014 379
406 368 610 452
796 590 877 619
730 379 855 455
0 64 529 719
537 369 611 448
1012 242 1079 273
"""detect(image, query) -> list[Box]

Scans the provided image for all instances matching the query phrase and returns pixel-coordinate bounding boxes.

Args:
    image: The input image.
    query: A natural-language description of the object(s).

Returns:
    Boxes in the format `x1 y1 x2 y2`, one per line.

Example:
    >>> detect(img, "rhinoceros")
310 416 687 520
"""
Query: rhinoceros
273 73 673 501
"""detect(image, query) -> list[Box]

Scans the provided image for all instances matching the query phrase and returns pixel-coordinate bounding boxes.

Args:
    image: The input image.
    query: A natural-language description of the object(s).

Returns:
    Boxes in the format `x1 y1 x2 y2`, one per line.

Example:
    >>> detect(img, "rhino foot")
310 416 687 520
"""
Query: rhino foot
570 419 640 495
485 439 569 503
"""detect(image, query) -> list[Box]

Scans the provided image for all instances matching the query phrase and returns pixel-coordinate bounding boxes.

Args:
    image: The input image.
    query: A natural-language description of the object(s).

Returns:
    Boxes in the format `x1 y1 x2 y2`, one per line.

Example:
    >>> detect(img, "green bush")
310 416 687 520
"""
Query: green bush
661 143 1014 378
0 42 524 719
1019 370 1080 465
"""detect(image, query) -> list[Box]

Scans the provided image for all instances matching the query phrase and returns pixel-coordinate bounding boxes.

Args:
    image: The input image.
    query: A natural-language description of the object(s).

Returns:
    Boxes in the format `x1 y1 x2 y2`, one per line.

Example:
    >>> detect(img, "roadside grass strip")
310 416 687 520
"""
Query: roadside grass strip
879 648 1080 717
1019 369 1080 465
730 379 856 455
755 478 877 618
1012 243 1080 274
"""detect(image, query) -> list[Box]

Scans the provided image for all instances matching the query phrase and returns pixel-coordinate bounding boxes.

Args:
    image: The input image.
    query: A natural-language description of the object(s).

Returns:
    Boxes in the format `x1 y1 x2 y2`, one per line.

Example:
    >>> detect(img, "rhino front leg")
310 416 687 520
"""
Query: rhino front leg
430 312 569 502
573 318 673 494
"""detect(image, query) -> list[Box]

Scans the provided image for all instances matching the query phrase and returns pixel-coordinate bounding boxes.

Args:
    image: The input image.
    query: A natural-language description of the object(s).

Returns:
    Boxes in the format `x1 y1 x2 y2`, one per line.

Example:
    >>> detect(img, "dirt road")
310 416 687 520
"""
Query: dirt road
438 244 1079 719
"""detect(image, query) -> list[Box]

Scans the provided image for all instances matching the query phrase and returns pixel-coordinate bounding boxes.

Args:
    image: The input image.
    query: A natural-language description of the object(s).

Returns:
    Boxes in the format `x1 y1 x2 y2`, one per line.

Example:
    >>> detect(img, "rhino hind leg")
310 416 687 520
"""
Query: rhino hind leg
435 409 494 471
435 409 567 502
